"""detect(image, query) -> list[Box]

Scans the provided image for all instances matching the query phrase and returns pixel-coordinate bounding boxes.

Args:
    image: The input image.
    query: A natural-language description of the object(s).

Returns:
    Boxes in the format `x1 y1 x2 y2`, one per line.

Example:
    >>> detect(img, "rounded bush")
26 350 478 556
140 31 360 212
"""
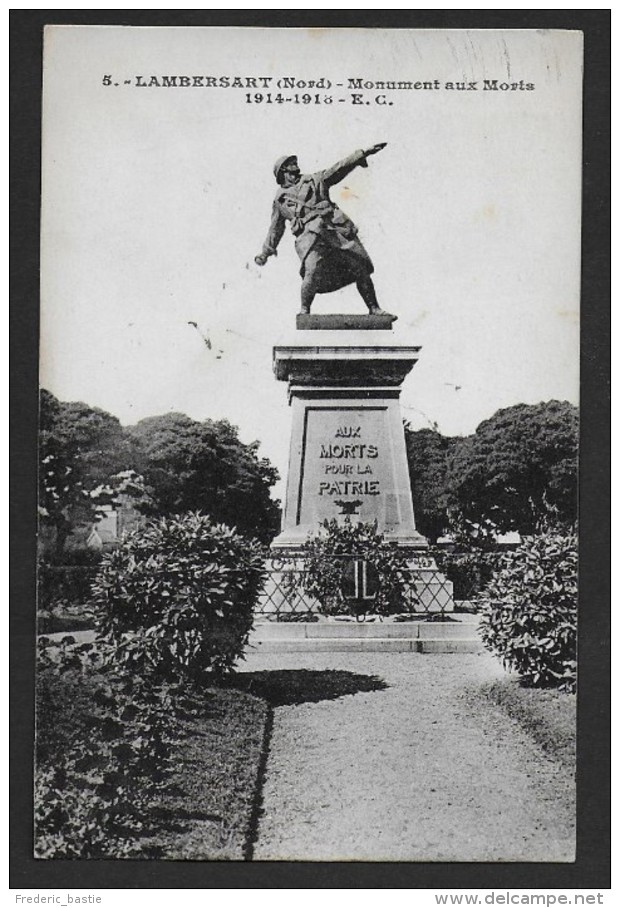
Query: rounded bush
301 519 410 618
479 531 577 690
92 513 265 679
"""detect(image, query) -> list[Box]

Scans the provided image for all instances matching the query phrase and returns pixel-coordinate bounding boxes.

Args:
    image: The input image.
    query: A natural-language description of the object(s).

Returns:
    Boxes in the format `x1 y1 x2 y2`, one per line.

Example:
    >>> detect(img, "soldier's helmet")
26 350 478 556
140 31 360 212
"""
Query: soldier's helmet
273 155 298 184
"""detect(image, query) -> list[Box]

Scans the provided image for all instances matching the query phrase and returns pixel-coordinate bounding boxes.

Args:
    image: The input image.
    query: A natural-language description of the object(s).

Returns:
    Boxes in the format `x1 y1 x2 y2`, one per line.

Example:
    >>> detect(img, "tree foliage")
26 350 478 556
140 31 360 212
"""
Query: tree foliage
38 390 133 556
127 413 280 543
39 393 282 553
446 401 578 539
404 426 454 543
405 401 578 544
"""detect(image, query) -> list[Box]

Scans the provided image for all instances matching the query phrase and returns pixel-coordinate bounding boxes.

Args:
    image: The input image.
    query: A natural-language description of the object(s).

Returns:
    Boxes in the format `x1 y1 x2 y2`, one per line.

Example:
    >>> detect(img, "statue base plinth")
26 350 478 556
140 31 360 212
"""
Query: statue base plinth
296 313 397 331
273 340 427 548
268 333 454 613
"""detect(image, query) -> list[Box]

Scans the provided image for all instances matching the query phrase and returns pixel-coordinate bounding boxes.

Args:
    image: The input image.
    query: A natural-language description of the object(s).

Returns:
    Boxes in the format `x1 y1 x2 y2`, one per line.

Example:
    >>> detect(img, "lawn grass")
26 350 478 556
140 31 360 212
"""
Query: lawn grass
36 652 270 860
146 684 269 860
479 676 576 770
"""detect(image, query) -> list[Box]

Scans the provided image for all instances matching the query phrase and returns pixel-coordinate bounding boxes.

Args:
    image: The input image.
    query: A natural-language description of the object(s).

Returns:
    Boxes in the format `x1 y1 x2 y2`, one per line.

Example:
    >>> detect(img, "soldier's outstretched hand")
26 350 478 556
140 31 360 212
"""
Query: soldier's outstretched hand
254 254 268 266
365 142 387 157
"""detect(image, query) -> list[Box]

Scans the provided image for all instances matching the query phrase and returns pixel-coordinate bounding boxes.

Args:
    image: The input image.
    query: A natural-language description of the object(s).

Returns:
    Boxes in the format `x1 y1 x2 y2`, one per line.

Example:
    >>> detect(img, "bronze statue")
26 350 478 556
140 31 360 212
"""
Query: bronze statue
255 144 391 316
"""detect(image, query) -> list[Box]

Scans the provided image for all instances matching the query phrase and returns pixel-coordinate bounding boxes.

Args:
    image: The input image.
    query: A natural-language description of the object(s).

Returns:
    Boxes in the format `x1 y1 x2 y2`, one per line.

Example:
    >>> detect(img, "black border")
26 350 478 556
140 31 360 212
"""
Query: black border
11 10 610 890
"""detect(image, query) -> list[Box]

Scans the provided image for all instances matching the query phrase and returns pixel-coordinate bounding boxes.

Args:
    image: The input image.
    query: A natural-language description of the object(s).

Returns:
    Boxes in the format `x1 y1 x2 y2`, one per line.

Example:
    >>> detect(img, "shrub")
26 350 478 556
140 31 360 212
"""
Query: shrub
478 531 577 690
300 519 410 618
92 512 265 679
57 546 105 567
35 636 174 858
431 549 504 602
37 562 100 611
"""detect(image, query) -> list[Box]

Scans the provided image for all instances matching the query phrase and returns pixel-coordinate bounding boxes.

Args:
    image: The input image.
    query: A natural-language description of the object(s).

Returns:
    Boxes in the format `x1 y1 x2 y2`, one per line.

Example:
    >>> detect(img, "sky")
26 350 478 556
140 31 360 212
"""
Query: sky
40 27 582 499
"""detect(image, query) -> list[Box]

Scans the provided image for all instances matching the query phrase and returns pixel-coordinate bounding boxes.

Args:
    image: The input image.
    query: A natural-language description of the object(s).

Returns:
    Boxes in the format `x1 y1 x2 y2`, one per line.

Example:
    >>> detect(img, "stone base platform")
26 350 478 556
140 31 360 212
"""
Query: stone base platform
246 616 483 654
295 313 397 331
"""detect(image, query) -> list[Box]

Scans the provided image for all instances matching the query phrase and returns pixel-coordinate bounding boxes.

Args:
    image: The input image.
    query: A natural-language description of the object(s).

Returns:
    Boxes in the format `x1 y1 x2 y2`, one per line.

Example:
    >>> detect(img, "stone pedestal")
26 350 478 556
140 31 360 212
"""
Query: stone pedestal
272 333 428 550
296 312 397 331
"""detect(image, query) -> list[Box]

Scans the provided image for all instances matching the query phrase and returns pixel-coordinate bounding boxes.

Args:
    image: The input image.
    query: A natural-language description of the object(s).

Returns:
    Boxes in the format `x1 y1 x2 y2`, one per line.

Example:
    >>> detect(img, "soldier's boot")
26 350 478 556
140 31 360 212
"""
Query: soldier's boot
358 277 396 319
358 278 385 315
300 283 314 315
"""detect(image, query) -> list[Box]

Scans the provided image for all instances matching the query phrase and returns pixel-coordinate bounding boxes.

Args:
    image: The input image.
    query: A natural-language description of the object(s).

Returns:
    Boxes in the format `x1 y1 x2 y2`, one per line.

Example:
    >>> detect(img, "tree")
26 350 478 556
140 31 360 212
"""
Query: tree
446 400 578 540
404 426 455 543
126 413 280 543
39 390 134 557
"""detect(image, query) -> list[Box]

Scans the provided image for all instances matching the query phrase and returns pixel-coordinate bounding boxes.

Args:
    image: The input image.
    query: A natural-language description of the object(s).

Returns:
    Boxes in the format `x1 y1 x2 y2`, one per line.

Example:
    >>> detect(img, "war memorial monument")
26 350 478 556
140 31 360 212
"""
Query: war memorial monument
255 145 454 618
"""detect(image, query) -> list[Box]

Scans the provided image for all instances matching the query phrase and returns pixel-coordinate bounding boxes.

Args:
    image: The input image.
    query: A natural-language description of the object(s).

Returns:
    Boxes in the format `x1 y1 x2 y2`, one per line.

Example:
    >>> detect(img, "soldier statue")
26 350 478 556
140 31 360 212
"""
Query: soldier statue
255 144 393 316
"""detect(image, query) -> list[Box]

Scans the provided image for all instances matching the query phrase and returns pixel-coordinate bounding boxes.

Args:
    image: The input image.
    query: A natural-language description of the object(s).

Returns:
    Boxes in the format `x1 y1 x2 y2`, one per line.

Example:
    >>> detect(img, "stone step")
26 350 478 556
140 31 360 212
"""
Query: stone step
246 637 484 654
417 639 484 654
249 619 480 641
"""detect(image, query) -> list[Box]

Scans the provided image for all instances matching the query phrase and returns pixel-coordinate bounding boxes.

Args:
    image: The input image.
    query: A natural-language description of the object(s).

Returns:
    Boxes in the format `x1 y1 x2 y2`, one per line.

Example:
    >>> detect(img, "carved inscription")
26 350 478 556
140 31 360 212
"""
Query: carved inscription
318 426 380 500
298 409 389 528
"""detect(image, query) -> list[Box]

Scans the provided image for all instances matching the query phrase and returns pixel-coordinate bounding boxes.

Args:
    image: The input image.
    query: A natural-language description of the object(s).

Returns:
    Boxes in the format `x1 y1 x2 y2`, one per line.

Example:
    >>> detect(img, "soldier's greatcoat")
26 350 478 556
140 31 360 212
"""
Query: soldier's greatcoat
260 150 374 294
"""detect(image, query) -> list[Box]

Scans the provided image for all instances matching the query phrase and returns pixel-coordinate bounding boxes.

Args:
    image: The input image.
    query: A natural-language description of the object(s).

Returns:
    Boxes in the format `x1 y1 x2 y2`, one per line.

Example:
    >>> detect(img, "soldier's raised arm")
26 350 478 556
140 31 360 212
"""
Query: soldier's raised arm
322 143 387 188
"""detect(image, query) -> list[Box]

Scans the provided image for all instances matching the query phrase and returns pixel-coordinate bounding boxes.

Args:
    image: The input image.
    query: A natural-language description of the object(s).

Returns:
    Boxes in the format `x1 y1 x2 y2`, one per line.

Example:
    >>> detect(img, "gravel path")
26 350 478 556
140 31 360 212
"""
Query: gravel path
239 652 575 862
